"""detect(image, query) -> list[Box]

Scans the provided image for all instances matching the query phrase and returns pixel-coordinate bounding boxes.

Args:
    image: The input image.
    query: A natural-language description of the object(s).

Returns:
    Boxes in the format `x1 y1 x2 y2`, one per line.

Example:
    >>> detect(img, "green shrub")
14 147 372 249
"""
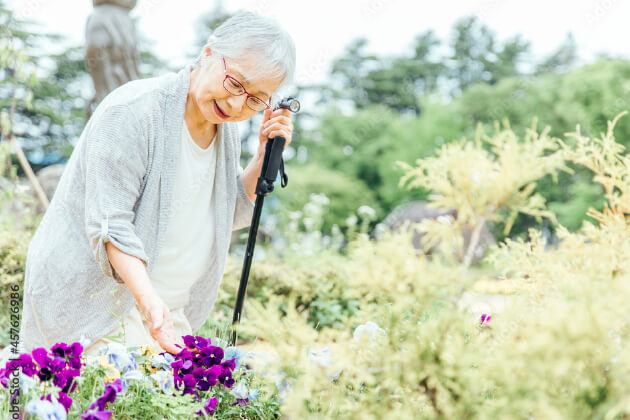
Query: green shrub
276 162 382 234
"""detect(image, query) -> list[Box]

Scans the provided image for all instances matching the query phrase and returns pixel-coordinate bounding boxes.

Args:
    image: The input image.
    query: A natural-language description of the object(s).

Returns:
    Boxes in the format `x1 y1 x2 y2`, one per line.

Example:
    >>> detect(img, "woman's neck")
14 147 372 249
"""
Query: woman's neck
185 92 217 149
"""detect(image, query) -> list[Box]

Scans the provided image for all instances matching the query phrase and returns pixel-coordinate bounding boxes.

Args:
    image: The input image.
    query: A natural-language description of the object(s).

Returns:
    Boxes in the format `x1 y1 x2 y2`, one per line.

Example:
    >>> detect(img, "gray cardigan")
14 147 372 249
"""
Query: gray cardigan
19 63 255 352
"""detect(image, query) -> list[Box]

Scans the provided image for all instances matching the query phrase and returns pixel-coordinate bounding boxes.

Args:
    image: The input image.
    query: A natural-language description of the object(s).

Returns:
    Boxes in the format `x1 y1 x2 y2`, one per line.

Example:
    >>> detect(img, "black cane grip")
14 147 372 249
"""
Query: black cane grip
264 136 286 182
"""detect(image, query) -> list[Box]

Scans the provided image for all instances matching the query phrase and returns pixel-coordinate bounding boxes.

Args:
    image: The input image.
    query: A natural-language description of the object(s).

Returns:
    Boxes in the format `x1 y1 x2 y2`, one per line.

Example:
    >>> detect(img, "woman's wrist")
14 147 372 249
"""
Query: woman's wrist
135 287 159 308
256 144 266 160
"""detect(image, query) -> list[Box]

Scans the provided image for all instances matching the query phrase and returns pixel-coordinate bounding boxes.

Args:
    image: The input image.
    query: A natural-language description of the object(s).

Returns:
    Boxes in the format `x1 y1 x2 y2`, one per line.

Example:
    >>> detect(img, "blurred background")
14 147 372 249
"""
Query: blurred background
5 3 630 415
2 0 630 248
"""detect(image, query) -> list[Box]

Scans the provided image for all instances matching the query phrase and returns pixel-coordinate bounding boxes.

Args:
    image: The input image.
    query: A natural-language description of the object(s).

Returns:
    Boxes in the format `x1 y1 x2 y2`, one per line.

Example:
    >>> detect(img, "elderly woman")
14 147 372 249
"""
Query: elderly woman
19 11 296 356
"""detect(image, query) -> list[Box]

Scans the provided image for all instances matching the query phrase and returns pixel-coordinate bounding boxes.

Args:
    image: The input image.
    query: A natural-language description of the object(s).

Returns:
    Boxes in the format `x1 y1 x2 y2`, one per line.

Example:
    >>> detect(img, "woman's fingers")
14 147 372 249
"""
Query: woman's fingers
260 113 292 148
260 110 292 139
150 308 180 354
261 119 293 143
262 120 292 133
261 108 273 124
137 293 181 354
153 327 180 354
262 115 291 130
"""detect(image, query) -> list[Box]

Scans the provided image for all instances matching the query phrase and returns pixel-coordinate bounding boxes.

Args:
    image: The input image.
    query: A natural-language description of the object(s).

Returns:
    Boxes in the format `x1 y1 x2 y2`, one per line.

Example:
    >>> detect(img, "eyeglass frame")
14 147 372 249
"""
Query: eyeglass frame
221 56 272 112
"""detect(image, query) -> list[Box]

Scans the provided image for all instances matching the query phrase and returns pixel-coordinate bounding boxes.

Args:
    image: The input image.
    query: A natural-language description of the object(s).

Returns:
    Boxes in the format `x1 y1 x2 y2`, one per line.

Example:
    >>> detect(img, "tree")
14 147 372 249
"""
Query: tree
535 33 578 75
325 32 446 116
448 16 530 93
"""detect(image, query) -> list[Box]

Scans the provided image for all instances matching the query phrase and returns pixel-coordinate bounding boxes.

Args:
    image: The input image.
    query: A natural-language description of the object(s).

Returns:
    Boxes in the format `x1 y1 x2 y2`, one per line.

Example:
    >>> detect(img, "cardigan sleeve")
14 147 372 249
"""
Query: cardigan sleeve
84 103 150 284
233 162 256 231
231 120 255 231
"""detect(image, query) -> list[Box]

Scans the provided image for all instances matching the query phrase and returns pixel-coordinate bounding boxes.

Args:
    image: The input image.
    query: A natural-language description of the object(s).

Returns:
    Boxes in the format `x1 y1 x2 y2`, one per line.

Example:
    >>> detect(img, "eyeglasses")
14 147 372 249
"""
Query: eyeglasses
222 56 272 112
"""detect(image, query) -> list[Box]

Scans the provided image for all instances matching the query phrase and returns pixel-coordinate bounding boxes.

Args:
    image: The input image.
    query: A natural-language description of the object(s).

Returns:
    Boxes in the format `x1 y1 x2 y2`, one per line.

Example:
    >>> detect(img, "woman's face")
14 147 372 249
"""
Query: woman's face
188 46 281 125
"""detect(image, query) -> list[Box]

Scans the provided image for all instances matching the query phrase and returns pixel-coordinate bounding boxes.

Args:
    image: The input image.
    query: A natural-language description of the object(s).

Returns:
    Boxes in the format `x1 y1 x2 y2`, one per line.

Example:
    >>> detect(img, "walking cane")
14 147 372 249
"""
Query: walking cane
230 97 300 346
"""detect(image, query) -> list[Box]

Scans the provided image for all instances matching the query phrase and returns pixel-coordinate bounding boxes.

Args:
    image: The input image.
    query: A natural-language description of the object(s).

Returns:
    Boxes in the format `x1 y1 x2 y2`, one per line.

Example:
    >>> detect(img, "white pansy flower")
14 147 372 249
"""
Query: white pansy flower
357 205 376 220
150 370 174 392
20 373 37 394
353 321 386 342
303 217 315 231
308 347 342 381
308 347 332 368
150 354 172 371
101 342 138 373
303 202 322 216
288 211 302 221
436 215 453 224
310 193 330 206
25 397 67 420
230 381 249 400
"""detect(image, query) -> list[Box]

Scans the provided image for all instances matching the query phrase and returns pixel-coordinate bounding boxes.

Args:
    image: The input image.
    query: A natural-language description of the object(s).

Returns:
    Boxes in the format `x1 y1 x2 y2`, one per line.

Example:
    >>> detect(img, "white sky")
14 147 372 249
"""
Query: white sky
7 0 630 87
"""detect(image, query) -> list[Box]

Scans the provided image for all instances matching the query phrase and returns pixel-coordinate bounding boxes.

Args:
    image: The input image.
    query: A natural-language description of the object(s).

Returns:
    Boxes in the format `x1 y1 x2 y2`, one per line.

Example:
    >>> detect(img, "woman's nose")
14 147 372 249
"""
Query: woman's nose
226 94 247 114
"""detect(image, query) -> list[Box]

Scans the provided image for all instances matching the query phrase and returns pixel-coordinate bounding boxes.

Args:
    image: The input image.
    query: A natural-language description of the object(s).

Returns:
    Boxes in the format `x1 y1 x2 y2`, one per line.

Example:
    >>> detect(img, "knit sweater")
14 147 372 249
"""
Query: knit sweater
19 62 255 352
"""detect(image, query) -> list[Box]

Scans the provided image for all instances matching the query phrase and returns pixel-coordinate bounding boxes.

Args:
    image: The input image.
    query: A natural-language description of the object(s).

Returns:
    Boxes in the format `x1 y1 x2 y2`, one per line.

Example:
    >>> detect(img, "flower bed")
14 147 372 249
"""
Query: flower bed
0 335 280 419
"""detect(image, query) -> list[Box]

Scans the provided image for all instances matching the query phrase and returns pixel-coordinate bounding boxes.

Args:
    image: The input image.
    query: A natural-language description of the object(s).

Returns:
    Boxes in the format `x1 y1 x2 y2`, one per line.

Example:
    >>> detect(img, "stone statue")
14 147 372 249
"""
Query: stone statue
85 0 139 119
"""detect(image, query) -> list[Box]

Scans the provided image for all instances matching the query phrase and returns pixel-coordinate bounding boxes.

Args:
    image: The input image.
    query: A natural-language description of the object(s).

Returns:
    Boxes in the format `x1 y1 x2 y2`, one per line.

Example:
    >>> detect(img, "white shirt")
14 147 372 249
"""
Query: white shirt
150 121 218 310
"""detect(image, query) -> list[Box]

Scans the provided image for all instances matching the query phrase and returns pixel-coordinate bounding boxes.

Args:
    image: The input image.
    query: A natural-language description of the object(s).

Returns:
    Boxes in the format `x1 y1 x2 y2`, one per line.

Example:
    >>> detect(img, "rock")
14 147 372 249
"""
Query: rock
35 163 67 199
376 201 496 265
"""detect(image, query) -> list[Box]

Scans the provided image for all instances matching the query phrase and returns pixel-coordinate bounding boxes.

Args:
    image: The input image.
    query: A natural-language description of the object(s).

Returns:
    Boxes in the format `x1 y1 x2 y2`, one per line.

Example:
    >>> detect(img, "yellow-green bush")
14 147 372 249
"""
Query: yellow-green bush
228 115 630 419
0 142 36 348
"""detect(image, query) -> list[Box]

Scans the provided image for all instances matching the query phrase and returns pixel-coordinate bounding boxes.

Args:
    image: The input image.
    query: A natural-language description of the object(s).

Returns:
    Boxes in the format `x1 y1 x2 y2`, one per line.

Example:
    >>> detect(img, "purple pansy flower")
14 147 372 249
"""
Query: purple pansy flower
480 314 492 325
32 347 54 381
81 410 112 420
32 347 52 368
197 365 221 391
181 374 198 396
13 354 38 377
169 335 240 397
220 357 236 372
57 392 73 414
0 354 38 387
199 346 224 368
218 367 235 388
53 368 80 394
88 379 123 412
51 343 70 359
183 335 211 350
174 348 195 363
195 396 218 416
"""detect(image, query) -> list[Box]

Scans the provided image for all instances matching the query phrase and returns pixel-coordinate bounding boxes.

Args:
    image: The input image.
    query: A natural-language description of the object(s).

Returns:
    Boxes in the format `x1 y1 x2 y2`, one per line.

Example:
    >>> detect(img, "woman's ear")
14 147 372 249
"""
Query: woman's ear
199 45 213 69
203 44 212 58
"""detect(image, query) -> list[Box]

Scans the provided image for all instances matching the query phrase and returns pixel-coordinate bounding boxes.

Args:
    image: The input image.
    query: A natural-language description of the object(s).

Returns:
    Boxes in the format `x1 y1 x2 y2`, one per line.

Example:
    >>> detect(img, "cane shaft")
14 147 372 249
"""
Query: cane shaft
230 136 285 346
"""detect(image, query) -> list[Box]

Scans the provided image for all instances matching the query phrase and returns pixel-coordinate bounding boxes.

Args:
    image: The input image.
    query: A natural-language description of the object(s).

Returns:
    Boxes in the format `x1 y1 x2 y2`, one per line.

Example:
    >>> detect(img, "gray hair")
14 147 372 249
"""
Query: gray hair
193 10 296 104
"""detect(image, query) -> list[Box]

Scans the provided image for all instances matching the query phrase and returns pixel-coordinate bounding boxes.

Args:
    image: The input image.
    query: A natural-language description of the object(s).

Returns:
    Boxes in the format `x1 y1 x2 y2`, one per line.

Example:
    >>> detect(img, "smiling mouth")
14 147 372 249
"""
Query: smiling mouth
213 100 230 119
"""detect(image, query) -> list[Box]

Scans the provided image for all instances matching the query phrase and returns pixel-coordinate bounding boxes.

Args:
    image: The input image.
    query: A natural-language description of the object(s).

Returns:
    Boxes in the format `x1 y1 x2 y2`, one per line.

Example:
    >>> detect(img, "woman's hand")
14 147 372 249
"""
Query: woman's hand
137 292 182 354
258 108 293 156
